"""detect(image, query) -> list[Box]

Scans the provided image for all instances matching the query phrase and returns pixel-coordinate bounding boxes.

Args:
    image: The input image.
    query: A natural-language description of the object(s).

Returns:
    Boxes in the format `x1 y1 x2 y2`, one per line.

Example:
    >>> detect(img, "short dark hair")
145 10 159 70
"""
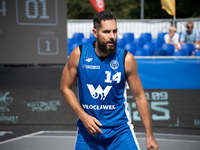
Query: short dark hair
93 10 116 30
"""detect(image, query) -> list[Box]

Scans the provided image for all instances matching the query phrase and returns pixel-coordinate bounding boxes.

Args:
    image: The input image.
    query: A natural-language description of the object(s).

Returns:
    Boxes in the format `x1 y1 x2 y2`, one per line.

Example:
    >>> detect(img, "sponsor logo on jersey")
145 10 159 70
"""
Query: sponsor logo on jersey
82 64 100 69
110 60 119 69
87 84 112 100
82 104 115 110
85 58 93 62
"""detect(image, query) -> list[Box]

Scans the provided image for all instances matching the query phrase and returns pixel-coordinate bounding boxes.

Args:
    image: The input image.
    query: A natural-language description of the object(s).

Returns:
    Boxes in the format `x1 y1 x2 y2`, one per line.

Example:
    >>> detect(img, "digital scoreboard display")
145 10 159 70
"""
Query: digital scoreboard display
0 0 67 64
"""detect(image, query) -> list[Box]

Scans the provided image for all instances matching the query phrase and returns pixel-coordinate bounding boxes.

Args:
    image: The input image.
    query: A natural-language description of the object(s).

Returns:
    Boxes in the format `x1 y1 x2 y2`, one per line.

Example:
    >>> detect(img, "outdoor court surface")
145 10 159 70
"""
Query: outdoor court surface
0 125 200 150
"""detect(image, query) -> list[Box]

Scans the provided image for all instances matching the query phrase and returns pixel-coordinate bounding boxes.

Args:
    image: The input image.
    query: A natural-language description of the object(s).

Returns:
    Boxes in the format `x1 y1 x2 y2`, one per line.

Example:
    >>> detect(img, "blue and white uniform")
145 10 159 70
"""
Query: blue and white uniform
75 42 140 150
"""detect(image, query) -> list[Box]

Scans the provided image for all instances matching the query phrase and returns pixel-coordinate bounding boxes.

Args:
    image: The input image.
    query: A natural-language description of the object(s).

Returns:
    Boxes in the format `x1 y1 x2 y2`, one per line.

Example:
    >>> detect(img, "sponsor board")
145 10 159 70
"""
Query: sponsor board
27 100 61 112
0 90 19 124
0 87 199 128
0 89 77 125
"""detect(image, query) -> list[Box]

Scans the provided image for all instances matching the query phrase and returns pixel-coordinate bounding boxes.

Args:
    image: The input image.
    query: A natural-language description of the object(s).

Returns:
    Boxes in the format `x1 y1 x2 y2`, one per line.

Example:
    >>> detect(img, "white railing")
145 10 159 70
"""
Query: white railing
67 18 200 39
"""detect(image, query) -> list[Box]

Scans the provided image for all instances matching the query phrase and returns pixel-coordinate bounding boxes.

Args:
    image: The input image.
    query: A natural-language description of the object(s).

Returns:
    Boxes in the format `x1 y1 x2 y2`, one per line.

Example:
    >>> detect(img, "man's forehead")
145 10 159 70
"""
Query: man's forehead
100 19 117 30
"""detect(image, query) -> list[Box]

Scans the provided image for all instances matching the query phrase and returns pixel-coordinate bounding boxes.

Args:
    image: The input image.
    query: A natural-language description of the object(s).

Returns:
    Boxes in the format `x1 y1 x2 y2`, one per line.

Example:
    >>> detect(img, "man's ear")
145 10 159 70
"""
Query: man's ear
93 28 98 38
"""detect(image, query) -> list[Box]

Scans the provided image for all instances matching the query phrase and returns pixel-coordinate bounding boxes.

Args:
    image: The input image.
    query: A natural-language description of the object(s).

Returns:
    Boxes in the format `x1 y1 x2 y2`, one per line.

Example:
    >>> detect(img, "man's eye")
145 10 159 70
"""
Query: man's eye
104 31 110 33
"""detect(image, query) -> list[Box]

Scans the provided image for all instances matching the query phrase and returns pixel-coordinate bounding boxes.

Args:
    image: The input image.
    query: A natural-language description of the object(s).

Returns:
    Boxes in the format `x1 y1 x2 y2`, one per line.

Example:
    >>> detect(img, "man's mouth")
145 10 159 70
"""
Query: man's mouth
107 41 114 46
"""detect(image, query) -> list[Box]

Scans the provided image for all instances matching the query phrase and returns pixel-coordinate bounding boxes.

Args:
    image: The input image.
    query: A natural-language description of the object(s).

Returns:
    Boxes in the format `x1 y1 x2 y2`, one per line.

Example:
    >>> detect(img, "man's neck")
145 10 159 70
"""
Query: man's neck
94 41 109 57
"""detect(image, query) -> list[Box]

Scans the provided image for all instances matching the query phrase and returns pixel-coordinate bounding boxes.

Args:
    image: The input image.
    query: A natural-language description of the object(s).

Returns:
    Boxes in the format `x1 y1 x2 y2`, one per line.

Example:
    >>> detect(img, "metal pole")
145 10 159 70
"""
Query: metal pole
141 0 144 19
173 16 176 27
173 0 176 27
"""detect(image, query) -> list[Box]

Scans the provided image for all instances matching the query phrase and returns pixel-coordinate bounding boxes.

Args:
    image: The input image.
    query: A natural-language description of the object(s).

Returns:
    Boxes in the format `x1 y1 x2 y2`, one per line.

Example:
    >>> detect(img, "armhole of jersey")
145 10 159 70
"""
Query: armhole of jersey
77 45 82 77
79 45 82 56
123 50 128 80
123 50 128 67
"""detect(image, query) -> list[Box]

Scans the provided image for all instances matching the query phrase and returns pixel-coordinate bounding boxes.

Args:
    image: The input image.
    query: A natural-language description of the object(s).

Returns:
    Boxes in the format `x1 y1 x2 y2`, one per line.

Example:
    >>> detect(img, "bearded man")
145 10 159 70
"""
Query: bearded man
60 10 159 150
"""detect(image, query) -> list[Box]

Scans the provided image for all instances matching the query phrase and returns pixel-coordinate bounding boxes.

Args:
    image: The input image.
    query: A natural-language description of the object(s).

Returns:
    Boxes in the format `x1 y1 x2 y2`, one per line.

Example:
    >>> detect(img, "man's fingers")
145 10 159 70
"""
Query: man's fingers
87 123 102 136
82 115 103 136
95 126 103 134
94 119 102 126
88 127 95 136
93 119 103 134
146 138 159 150
88 126 101 136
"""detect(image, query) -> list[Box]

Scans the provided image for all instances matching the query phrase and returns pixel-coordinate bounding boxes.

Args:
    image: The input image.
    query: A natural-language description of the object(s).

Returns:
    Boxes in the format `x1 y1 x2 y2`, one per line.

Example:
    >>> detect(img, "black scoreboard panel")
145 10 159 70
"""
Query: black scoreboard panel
0 0 67 64
127 89 200 128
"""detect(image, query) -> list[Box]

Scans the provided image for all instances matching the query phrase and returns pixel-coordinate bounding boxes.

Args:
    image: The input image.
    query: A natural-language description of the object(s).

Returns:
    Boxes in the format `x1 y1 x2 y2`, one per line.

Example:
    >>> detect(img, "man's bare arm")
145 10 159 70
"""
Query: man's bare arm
60 47 102 136
125 52 159 150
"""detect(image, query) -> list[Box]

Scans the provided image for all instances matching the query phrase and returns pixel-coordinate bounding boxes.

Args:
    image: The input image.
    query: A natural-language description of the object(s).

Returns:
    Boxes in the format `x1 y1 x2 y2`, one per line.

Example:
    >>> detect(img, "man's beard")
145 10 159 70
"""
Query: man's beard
97 35 117 55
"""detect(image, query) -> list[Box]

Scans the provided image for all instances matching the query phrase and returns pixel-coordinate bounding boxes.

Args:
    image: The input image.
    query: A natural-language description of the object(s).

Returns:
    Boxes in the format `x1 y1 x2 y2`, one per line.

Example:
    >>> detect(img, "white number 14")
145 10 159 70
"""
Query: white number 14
105 71 121 83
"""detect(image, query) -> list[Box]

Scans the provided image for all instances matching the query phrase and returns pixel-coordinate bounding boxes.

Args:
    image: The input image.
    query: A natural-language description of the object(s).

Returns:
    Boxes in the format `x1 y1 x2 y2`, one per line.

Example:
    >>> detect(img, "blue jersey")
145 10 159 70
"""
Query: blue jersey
77 42 130 128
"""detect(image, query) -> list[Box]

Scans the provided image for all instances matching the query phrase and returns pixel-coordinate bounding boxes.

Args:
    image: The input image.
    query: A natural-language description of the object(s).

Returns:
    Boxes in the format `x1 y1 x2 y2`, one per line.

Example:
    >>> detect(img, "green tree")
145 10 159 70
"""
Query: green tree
104 0 140 19
176 0 200 18
67 0 95 19
67 0 200 19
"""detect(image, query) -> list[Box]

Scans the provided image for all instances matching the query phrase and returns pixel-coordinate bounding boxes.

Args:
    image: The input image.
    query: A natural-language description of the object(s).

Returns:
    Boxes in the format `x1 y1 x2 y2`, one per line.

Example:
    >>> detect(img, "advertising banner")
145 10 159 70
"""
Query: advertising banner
0 89 77 124
1 87 199 129
0 67 78 124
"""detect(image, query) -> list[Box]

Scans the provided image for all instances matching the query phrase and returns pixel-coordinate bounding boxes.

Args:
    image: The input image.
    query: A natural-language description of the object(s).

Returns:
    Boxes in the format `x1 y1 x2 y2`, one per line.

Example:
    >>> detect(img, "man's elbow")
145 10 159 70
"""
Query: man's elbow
60 84 66 96
60 84 72 97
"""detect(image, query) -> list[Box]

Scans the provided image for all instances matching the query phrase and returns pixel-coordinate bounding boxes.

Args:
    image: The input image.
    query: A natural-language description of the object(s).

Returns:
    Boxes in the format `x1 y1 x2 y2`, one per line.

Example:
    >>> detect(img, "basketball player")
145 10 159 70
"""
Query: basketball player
60 10 159 150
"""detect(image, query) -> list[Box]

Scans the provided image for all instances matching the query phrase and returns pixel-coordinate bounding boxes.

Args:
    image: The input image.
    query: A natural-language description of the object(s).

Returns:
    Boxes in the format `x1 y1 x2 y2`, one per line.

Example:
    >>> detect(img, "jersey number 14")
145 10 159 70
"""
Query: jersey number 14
105 71 121 83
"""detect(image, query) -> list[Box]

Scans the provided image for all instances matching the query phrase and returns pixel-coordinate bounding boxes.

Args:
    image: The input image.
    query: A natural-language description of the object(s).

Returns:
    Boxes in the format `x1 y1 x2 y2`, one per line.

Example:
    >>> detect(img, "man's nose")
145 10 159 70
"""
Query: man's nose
109 32 115 39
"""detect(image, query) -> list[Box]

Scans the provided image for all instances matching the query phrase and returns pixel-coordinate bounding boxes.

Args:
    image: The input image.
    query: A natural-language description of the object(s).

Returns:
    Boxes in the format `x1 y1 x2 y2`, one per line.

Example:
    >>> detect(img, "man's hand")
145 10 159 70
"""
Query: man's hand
146 135 159 150
169 32 173 38
80 114 103 136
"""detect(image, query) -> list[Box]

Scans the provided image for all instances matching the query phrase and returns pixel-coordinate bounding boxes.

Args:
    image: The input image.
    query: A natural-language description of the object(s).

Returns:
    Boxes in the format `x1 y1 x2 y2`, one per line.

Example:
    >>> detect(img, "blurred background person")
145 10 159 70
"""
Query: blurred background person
164 26 181 50
180 22 200 55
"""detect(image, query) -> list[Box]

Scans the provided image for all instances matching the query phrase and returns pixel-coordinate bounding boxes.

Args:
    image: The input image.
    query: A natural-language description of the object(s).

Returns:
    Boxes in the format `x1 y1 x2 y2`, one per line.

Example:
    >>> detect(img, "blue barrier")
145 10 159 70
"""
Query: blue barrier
136 59 200 89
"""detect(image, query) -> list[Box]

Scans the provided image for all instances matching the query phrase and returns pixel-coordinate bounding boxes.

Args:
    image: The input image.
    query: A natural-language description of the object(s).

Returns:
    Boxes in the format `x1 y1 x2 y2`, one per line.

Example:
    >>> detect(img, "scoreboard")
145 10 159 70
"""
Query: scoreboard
0 0 67 64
